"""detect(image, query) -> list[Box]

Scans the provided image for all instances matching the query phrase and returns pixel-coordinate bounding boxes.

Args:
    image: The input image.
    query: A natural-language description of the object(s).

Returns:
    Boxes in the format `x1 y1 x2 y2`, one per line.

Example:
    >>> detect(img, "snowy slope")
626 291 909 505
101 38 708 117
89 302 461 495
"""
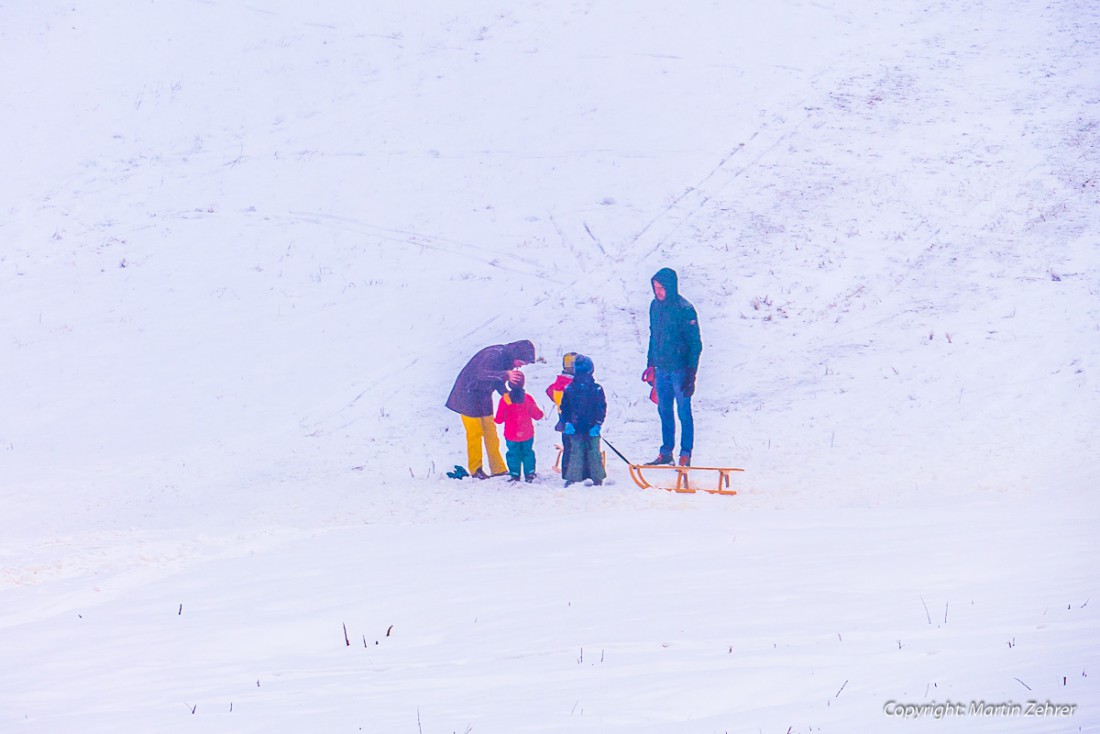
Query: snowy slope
2 1 1098 732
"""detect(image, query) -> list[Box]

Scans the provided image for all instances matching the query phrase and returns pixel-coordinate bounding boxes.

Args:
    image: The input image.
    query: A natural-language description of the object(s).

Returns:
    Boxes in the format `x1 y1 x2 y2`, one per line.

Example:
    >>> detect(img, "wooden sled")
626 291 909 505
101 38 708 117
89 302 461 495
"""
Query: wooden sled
627 464 744 495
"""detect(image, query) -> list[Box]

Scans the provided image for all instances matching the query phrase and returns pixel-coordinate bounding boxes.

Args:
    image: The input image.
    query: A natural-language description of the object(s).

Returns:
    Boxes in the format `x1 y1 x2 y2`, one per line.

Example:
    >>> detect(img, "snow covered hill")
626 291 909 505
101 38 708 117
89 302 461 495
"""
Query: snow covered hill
2 1 1098 732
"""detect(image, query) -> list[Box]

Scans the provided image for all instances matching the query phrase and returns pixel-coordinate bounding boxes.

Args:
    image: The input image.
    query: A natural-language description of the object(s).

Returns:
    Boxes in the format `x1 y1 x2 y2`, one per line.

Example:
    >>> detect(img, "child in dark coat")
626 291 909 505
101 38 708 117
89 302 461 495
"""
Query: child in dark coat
559 354 607 486
493 370 544 482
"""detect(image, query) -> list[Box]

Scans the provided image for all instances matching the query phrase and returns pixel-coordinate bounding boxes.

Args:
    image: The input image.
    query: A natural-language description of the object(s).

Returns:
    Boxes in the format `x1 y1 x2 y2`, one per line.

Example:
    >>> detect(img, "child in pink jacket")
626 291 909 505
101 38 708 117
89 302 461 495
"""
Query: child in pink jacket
494 370 545 482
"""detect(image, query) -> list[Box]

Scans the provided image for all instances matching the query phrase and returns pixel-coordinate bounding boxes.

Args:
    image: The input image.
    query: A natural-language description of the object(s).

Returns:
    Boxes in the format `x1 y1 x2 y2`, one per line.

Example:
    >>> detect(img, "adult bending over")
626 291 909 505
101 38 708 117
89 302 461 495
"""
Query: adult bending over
446 339 535 479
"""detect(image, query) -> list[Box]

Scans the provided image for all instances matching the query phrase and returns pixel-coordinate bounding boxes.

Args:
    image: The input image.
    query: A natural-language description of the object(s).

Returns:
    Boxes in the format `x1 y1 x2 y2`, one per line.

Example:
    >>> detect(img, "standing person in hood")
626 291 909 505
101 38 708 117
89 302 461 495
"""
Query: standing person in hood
642 268 702 466
446 339 536 479
559 354 607 486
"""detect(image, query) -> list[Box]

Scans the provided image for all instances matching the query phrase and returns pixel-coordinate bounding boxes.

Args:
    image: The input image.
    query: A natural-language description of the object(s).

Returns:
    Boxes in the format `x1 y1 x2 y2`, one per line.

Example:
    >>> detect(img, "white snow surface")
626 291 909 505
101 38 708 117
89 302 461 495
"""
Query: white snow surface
2 1 1099 732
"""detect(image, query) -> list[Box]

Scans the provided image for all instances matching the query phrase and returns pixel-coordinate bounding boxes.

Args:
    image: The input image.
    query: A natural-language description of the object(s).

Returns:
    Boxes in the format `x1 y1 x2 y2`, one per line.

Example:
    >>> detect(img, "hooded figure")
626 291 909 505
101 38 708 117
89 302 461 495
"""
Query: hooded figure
644 268 702 465
446 339 536 478
560 354 608 485
647 268 702 374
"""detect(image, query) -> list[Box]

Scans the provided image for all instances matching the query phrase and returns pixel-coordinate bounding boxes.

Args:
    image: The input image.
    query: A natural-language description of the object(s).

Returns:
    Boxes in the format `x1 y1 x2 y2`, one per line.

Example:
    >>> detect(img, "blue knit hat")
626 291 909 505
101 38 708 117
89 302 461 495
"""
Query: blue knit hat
573 354 594 375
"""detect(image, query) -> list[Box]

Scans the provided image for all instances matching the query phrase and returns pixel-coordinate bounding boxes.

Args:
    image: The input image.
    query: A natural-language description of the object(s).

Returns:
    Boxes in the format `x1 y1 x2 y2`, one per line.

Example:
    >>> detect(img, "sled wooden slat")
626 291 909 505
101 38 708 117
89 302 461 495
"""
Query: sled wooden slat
628 464 744 495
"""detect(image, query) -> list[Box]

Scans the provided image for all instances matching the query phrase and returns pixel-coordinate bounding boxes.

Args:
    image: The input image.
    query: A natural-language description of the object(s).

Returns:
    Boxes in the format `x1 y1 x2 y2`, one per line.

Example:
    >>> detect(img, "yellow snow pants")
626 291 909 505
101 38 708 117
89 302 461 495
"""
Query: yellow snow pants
461 414 507 476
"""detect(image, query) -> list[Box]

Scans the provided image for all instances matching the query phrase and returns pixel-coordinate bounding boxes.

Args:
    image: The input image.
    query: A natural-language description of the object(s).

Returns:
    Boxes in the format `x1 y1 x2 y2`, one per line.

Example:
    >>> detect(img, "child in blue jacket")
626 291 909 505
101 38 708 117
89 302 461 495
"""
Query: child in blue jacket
559 354 607 486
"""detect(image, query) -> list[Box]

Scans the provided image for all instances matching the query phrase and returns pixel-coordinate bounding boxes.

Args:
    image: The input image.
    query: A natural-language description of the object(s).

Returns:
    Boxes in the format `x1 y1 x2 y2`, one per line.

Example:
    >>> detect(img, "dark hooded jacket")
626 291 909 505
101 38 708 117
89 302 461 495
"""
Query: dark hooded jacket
559 356 606 433
445 340 536 417
647 268 702 371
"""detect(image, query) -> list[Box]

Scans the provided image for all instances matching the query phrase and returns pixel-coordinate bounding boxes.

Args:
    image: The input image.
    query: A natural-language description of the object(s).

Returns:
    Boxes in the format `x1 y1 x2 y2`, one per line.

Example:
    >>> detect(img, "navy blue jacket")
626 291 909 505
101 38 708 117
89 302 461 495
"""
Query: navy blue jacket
647 268 702 371
559 374 606 433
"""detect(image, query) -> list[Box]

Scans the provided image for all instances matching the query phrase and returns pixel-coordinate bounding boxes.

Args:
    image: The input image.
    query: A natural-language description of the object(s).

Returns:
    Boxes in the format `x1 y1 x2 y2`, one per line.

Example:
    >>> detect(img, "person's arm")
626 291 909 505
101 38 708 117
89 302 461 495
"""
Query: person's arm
682 304 702 396
546 376 565 405
646 300 657 368
684 303 702 371
468 346 511 395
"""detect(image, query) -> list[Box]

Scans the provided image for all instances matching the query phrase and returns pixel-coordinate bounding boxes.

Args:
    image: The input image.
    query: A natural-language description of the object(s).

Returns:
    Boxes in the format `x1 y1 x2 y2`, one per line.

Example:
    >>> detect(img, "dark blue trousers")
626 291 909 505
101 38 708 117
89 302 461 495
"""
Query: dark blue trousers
655 368 694 456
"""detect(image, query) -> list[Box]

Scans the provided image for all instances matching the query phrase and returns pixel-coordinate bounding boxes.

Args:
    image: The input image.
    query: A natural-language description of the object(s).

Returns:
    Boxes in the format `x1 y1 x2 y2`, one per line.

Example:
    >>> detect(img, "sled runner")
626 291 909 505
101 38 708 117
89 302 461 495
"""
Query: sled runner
626 463 744 495
597 438 744 495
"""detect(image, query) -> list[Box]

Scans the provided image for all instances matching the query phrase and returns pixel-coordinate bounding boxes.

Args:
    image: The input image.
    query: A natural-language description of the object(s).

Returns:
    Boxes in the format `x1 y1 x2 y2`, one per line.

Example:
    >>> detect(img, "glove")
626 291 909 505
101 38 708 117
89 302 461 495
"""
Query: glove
589 424 601 437
564 423 576 435
683 369 697 398
641 366 655 384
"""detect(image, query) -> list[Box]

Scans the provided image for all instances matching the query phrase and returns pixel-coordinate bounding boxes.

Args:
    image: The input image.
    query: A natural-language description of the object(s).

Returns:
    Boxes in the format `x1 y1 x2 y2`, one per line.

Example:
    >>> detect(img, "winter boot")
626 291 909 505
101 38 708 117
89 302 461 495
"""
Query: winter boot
678 453 691 467
648 453 673 465
525 473 537 483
